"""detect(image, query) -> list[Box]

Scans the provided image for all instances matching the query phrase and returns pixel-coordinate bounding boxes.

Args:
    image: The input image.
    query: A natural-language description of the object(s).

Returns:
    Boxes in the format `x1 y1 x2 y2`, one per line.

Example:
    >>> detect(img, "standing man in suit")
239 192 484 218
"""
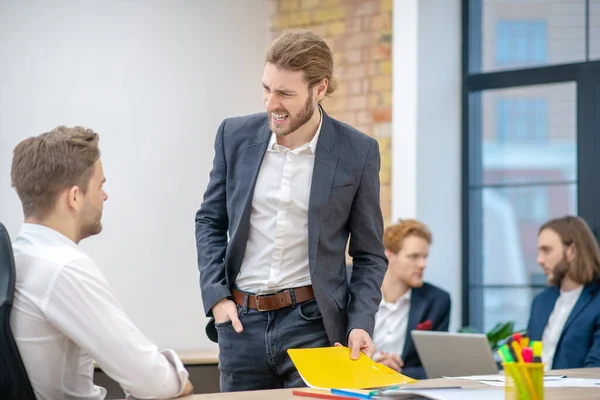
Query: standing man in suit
195 29 387 392
372 219 451 379
527 215 600 370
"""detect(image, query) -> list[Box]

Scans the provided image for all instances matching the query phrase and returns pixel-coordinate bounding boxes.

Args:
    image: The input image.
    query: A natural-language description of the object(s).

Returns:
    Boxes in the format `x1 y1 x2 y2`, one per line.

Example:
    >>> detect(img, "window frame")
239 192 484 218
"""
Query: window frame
461 0 600 330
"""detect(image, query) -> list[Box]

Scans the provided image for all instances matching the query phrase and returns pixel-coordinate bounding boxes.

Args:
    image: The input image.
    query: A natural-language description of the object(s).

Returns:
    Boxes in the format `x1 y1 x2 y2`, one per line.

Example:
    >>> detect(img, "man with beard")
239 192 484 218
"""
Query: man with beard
527 215 600 370
10 126 193 399
195 29 387 391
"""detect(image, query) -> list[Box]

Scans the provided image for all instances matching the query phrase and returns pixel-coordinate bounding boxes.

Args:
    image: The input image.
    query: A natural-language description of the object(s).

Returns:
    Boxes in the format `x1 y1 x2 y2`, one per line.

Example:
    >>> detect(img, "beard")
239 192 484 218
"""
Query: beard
548 253 570 286
268 88 315 136
78 202 103 241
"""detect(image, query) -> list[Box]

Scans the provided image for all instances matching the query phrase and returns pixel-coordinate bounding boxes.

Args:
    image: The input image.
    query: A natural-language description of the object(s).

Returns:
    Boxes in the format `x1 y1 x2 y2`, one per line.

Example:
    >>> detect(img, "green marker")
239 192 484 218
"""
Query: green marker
500 344 528 399
500 344 514 362
369 385 401 395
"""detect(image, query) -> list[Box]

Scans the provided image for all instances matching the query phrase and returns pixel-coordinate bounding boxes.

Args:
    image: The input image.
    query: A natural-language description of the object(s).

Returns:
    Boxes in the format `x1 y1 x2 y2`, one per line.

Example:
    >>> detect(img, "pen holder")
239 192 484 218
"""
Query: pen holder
503 362 544 400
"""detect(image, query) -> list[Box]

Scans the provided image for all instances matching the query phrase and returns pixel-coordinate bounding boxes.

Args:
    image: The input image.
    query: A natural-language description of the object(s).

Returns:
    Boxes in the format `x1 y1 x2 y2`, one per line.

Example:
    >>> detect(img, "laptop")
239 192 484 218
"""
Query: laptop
411 331 499 378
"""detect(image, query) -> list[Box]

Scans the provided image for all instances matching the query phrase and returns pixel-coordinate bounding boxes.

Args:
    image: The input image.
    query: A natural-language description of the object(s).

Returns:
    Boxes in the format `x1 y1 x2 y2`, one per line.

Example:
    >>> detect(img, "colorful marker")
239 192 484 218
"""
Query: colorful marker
512 332 522 344
522 347 533 363
520 333 530 349
532 341 543 363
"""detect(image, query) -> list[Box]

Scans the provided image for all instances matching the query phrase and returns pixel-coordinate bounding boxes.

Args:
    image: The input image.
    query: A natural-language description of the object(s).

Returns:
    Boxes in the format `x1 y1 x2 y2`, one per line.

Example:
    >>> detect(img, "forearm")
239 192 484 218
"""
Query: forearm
346 265 385 336
195 118 231 315
400 365 426 380
346 139 387 336
195 214 230 315
433 297 451 331
45 264 190 399
120 349 189 399
584 328 600 367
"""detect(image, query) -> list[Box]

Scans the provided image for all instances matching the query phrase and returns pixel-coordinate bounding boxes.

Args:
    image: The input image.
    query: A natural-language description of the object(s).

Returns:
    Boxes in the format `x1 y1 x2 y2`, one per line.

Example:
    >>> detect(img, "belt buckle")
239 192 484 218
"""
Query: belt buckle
255 294 266 312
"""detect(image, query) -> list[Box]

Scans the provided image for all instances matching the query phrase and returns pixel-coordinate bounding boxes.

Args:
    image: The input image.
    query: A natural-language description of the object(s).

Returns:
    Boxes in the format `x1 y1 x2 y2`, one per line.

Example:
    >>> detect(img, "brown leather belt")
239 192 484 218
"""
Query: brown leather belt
231 285 315 311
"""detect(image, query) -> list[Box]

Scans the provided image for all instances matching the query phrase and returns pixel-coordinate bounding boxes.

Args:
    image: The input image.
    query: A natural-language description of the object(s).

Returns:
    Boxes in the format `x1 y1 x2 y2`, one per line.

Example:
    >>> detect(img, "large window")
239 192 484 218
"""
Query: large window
462 0 600 332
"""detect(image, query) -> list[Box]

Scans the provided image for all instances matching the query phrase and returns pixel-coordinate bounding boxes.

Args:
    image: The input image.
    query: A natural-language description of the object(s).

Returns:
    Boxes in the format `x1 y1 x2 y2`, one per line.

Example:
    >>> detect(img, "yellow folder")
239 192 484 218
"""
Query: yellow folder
287 346 417 389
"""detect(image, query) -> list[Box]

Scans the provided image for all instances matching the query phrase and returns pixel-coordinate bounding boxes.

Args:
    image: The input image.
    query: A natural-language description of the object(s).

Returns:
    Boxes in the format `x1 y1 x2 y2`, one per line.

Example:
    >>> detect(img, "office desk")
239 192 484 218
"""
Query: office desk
183 368 600 399
95 350 221 398
94 349 220 368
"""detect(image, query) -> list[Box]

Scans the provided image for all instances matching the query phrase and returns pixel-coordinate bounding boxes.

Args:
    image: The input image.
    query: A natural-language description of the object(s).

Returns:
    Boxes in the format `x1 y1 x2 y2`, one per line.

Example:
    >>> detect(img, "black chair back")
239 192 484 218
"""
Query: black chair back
0 222 37 399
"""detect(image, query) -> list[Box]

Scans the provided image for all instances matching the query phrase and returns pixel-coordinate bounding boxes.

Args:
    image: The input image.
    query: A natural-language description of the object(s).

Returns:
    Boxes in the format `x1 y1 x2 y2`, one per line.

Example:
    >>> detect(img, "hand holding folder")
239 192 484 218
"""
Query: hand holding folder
287 346 417 389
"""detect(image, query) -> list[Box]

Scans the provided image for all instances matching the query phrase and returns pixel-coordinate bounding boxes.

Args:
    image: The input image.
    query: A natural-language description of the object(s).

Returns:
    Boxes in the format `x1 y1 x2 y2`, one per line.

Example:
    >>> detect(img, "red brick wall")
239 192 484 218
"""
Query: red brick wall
269 0 393 223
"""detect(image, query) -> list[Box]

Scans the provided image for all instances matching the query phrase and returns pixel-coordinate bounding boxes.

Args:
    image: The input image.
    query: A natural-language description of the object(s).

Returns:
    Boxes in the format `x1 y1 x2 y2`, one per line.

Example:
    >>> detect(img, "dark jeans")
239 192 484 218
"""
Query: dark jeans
215 294 330 392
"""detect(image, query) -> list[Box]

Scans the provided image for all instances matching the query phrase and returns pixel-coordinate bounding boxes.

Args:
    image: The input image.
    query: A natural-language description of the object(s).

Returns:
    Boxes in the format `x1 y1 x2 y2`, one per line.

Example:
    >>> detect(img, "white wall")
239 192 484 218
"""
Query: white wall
392 0 462 330
0 0 268 352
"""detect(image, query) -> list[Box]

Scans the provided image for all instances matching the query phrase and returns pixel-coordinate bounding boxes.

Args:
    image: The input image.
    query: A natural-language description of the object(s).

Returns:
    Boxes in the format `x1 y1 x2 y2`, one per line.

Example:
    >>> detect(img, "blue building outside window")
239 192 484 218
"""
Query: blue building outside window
496 20 547 67
497 98 547 143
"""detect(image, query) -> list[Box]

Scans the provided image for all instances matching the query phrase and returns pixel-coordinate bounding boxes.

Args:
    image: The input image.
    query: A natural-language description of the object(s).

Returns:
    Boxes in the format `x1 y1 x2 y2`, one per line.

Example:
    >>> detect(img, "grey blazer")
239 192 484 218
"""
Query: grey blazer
195 107 387 345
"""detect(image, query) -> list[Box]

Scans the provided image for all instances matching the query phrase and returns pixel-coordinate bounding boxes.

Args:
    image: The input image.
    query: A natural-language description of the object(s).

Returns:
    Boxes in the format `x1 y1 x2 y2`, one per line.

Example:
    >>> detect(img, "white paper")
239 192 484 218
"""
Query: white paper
374 388 504 400
475 381 506 387
298 369 410 391
445 374 506 381
445 374 566 382
297 370 321 389
543 378 600 387
477 378 600 388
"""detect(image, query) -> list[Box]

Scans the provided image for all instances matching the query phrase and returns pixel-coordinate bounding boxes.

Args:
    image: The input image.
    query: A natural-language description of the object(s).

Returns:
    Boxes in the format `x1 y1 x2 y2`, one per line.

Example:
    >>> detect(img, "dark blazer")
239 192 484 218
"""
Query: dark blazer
396 282 451 379
195 108 388 344
527 279 600 369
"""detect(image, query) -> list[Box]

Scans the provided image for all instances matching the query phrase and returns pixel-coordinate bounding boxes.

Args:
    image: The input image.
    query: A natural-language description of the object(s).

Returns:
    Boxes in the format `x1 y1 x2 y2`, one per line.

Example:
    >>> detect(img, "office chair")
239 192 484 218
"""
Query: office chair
0 222 37 399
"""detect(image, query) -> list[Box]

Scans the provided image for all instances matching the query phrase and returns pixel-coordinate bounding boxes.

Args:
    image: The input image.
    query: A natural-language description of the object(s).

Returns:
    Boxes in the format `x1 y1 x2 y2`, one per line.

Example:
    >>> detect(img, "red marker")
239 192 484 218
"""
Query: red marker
512 333 522 344
522 347 533 363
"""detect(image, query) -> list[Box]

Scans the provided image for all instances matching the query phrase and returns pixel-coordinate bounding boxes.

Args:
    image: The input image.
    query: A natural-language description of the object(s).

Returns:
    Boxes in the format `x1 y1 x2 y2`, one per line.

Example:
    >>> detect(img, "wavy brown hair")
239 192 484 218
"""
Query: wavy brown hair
266 29 337 96
539 215 600 285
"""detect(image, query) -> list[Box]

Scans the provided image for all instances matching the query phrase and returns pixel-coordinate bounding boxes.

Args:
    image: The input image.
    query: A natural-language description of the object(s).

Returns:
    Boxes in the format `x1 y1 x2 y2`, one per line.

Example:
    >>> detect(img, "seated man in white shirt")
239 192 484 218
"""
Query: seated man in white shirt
9 126 194 399
372 219 451 379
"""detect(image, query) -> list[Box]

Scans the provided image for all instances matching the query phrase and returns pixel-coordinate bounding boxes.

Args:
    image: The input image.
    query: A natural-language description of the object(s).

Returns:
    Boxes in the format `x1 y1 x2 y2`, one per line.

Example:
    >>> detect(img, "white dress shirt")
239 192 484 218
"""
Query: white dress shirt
235 112 323 294
541 285 583 371
372 289 412 358
10 223 189 400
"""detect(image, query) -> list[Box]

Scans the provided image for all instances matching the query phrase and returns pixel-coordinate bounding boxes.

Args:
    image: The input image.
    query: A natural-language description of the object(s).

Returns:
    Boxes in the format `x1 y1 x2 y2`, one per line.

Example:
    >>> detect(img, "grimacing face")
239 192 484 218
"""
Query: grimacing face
78 160 107 240
262 62 317 137
386 236 429 288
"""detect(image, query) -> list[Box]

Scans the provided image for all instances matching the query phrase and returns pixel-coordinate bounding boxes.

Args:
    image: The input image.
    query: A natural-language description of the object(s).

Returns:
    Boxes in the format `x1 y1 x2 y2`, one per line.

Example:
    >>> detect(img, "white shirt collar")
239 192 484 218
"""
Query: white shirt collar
559 284 584 298
19 223 78 249
380 288 412 309
268 107 323 155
